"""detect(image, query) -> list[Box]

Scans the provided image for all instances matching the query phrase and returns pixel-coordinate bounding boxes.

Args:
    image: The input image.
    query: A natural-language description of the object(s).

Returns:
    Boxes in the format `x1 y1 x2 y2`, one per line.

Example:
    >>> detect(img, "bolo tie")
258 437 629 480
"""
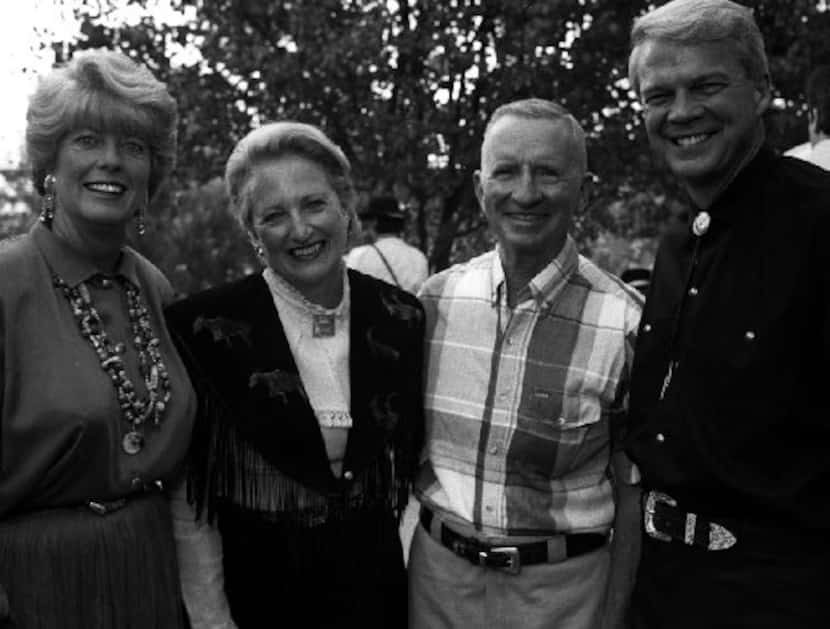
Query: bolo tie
659 210 711 400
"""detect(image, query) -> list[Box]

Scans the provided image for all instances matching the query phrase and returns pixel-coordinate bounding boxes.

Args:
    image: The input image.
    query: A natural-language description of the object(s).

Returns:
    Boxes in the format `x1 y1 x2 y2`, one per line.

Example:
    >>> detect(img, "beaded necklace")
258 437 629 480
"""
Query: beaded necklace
52 273 172 455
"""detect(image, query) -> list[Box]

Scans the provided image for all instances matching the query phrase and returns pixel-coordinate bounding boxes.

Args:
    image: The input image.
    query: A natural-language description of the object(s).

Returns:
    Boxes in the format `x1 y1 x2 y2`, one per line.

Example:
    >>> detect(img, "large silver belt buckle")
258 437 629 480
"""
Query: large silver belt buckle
706 521 737 550
480 546 521 575
644 490 737 550
644 490 676 542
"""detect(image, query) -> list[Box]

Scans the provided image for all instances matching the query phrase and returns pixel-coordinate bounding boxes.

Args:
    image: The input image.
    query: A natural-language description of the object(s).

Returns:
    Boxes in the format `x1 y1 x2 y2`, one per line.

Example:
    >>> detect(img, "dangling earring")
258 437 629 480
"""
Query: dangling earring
40 174 56 226
135 191 148 236
135 207 146 236
250 236 267 266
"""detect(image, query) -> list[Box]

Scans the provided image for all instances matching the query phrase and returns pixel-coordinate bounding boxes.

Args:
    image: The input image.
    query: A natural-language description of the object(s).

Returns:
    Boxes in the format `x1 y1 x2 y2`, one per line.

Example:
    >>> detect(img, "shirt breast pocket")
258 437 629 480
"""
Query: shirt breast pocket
522 388 609 481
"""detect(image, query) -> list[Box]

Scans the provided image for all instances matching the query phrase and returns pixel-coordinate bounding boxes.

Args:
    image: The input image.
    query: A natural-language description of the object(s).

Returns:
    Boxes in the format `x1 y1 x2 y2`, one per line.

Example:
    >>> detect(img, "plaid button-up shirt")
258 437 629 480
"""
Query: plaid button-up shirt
416 238 642 537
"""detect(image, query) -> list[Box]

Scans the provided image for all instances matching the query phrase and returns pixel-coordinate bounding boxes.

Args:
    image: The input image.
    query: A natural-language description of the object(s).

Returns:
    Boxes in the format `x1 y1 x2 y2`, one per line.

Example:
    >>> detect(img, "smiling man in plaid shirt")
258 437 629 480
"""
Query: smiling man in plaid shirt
408 98 643 629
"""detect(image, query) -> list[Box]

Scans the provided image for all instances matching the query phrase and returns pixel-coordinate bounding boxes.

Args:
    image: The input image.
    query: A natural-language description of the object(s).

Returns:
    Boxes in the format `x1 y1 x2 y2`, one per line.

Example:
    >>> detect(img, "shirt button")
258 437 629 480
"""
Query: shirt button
643 323 652 333
130 476 143 490
343 470 354 480
655 433 666 443
744 330 756 341
688 287 699 296
489 445 499 455
100 278 113 289
485 505 494 512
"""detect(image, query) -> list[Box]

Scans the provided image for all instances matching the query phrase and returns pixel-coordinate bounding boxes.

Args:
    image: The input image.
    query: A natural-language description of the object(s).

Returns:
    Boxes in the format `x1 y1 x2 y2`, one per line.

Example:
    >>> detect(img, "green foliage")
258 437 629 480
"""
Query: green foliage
129 178 258 296
16 0 828 290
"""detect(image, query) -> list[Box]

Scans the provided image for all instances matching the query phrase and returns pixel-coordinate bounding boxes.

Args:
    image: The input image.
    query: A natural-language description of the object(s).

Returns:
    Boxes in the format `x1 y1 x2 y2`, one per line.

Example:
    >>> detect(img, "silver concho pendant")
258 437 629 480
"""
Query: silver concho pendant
692 211 711 237
122 431 145 455
312 313 335 337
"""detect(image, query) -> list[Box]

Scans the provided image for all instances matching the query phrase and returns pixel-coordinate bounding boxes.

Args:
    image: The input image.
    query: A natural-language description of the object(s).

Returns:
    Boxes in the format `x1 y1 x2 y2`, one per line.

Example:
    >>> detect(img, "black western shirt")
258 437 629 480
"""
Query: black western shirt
626 147 830 531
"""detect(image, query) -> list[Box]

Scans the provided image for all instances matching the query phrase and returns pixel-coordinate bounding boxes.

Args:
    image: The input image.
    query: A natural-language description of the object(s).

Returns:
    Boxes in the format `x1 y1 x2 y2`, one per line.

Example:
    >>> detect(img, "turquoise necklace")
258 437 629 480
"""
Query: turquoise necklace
52 273 171 454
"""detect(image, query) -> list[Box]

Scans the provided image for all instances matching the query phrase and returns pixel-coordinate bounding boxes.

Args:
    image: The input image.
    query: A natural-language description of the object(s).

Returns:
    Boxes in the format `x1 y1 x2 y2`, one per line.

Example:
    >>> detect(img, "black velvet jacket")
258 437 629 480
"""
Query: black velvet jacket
165 270 424 526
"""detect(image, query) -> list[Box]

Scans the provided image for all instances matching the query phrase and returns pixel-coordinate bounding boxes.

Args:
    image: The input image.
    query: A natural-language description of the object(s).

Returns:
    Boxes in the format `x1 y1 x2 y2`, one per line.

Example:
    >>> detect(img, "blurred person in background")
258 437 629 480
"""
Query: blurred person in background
167 121 425 628
0 48 194 628
346 195 429 294
784 64 830 169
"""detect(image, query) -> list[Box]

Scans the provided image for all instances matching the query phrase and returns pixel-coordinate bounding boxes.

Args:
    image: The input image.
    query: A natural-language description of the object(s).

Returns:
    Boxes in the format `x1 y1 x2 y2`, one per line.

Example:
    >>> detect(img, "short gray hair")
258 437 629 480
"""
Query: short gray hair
628 0 769 95
26 48 178 199
482 98 587 176
224 121 357 235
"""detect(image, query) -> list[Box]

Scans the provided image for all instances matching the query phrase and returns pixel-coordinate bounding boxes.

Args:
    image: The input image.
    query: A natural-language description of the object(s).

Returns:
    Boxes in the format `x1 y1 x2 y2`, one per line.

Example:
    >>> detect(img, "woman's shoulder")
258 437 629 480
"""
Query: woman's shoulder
123 246 175 301
349 268 422 306
165 273 266 329
348 269 424 330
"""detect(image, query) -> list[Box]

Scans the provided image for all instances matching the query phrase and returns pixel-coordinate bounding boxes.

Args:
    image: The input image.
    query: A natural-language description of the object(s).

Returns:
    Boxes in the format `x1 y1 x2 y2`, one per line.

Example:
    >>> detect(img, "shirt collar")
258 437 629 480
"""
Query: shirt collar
262 264 350 325
489 236 579 308
31 221 139 288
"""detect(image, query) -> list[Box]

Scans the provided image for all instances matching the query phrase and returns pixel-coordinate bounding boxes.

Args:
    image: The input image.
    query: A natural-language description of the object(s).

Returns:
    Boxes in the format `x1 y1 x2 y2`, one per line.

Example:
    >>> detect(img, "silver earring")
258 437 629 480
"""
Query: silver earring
135 207 146 236
40 174 56 225
248 231 268 265
135 191 149 237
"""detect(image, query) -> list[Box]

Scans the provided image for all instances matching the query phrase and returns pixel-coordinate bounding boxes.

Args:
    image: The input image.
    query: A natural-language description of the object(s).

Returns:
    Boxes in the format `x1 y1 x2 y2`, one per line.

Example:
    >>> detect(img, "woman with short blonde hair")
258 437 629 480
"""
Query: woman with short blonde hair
0 48 194 628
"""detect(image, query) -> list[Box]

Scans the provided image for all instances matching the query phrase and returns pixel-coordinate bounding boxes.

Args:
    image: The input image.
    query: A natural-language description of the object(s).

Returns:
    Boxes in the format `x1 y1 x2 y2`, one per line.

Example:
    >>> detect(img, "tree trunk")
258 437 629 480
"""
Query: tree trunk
429 177 475 271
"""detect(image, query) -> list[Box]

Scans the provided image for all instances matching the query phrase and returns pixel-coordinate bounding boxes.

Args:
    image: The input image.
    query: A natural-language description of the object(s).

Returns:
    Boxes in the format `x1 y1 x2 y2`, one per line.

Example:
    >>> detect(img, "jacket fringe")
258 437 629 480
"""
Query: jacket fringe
188 393 415 527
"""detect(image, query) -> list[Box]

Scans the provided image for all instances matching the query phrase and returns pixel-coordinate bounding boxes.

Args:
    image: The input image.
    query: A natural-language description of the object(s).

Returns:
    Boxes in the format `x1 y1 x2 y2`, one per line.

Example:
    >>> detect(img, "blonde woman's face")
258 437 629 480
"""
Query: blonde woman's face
52 127 150 232
248 155 349 305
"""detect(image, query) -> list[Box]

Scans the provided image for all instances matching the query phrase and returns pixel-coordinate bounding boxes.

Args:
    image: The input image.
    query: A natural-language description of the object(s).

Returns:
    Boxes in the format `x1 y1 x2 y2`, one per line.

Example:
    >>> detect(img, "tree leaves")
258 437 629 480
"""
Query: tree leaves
6 0 824 289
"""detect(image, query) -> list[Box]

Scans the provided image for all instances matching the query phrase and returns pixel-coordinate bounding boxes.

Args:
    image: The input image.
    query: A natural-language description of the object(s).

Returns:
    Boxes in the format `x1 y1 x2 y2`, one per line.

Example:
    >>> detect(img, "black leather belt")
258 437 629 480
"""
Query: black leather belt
644 490 737 551
419 507 607 574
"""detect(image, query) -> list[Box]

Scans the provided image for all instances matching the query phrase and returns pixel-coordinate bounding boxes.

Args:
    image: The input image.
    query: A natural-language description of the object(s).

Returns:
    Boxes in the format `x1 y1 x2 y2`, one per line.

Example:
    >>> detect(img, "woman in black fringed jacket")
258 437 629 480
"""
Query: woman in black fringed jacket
166 121 424 629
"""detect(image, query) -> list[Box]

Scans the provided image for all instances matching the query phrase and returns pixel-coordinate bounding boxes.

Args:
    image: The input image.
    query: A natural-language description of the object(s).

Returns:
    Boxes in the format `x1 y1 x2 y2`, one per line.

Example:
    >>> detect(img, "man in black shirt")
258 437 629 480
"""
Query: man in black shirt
626 0 830 627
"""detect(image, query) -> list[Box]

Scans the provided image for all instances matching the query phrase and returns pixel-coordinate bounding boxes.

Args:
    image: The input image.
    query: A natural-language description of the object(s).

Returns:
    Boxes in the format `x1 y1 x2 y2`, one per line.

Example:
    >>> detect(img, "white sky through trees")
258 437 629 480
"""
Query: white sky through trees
0 0 81 169
0 0 189 170
1 0 828 170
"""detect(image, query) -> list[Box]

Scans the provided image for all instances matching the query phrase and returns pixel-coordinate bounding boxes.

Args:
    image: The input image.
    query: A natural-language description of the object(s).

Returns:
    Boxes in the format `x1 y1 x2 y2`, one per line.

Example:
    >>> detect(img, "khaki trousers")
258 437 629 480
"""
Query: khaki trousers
408 522 610 629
